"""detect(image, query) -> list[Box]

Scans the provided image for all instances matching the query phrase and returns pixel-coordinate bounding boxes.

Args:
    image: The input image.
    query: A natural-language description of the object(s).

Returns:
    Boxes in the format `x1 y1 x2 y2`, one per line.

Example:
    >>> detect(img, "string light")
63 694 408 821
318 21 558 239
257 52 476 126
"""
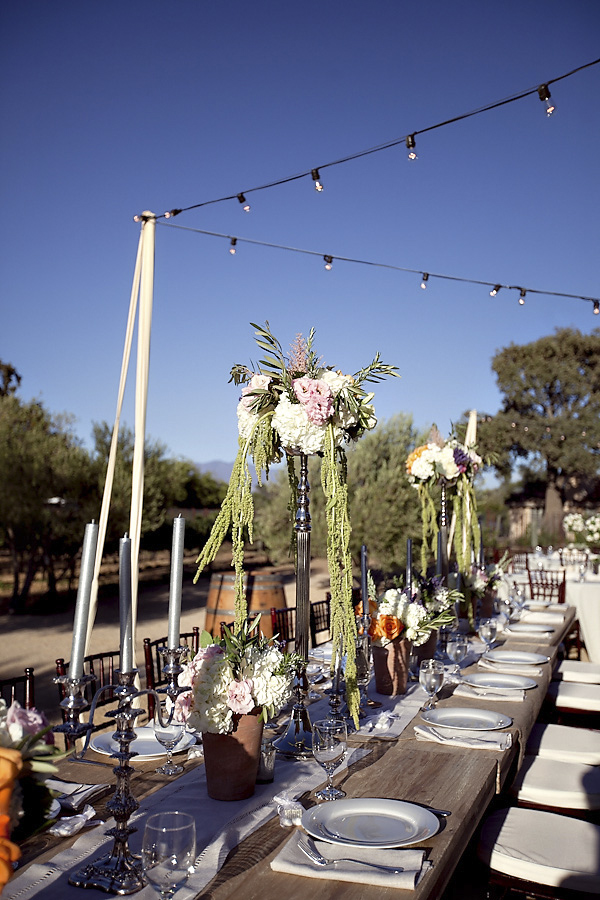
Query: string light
490 284 501 297
311 169 324 192
519 289 526 306
537 84 555 116
229 238 237 255
594 301 599 315
237 193 251 212
406 134 418 160
324 255 333 270
164 209 182 219
420 272 429 289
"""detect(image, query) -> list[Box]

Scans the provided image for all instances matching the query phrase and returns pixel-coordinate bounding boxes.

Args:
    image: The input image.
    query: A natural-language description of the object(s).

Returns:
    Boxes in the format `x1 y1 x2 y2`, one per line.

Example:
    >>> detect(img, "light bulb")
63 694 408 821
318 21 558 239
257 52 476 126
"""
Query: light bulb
406 134 417 160
537 84 555 117
594 301 599 315
490 284 501 297
420 273 429 290
324 255 333 270
229 238 237 255
519 289 526 306
311 169 324 192
237 193 250 212
164 208 181 219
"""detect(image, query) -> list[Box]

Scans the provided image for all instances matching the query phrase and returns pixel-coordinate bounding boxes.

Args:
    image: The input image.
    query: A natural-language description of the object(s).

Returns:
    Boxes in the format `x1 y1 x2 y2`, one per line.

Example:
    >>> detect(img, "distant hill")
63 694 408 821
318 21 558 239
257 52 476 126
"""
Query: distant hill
196 460 235 483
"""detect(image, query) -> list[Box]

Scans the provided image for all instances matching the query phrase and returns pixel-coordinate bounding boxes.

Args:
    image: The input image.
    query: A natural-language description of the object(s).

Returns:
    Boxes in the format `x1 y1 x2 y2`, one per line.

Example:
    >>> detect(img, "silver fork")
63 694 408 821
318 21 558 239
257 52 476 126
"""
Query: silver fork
297 836 404 874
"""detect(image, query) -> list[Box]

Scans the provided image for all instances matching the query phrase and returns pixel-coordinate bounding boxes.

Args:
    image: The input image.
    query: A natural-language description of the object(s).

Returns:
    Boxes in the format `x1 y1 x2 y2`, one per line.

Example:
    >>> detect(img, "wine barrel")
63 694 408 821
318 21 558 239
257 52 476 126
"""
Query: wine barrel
205 571 286 639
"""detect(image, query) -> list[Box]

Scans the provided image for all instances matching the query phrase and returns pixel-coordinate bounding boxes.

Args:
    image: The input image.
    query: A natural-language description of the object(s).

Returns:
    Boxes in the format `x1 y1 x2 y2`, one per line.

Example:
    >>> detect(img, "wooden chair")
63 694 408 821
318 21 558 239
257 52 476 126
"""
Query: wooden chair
143 628 200 719
528 567 567 604
310 597 331 647
270 607 296 650
508 552 530 574
559 548 589 568
0 667 35 709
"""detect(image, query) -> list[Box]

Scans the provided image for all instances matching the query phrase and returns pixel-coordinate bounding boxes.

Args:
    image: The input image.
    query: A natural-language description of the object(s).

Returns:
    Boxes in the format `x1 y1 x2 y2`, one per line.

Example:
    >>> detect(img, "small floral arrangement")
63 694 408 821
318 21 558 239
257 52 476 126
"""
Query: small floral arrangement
584 514 600 547
0 700 62 847
194 322 399 724
563 512 585 535
406 428 482 573
368 579 458 648
175 619 300 735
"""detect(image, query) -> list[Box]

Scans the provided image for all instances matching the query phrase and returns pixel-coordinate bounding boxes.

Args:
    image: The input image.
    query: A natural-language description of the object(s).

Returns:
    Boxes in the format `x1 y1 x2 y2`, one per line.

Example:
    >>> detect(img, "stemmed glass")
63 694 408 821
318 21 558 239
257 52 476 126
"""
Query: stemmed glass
141 811 196 899
478 617 498 654
446 634 469 678
312 718 347 801
154 710 185 776
306 662 324 700
578 561 587 583
419 659 444 711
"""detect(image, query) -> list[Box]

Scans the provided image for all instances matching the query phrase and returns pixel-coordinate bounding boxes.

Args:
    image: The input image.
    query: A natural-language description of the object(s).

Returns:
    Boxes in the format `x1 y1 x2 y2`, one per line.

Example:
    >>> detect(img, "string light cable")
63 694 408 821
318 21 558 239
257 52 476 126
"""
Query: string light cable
157 220 599 311
143 58 600 222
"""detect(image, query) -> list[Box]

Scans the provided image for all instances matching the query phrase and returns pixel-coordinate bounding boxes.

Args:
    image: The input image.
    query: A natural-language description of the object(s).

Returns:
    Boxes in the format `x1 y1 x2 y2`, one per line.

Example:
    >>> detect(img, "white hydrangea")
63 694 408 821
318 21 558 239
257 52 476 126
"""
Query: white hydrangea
410 445 440 481
237 401 259 440
377 588 409 619
563 512 585 534
319 369 353 395
271 393 327 454
436 445 460 480
404 604 429 644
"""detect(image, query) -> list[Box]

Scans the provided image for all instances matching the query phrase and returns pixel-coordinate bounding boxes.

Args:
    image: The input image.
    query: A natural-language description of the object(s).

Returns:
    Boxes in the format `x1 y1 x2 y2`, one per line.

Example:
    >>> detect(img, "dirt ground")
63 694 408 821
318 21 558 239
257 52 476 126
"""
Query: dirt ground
0 555 333 725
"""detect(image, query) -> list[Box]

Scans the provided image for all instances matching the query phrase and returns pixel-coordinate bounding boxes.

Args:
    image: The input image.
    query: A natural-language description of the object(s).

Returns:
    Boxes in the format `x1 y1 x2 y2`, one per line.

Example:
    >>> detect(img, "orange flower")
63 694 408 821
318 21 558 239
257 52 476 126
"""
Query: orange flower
406 444 429 474
0 749 23 895
0 821 21 894
369 615 404 642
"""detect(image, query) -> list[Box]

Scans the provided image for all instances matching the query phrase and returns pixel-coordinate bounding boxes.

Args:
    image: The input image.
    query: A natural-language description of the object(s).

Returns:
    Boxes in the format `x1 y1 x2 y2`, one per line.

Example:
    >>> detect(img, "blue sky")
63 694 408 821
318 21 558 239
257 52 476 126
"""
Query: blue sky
2 1 599 469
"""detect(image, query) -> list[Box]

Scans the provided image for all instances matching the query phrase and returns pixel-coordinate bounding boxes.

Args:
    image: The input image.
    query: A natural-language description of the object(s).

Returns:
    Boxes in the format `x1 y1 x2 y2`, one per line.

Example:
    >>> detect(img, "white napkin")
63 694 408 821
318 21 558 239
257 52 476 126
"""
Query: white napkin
503 628 553 642
453 684 525 703
353 712 409 739
45 779 110 811
271 832 431 889
478 658 544 678
47 805 103 837
414 724 512 751
521 611 565 625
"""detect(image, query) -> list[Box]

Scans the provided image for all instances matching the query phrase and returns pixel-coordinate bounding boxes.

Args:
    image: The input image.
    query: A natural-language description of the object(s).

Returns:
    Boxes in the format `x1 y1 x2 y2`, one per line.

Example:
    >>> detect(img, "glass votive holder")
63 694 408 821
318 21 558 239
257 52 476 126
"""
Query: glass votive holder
256 737 276 784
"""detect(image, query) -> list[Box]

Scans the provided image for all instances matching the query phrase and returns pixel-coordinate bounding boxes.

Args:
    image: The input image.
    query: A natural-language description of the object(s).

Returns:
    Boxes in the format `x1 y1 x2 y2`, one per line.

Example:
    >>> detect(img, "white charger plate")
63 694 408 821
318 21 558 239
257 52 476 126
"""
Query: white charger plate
483 649 550 666
91 725 195 760
463 672 537 691
302 798 439 848
420 707 512 731
505 623 553 635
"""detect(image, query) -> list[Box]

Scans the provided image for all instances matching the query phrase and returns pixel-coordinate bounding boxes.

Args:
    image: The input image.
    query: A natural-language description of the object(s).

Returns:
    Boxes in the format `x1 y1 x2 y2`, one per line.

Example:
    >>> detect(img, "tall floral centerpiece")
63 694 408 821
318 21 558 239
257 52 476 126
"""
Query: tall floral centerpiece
406 430 482 573
194 322 399 724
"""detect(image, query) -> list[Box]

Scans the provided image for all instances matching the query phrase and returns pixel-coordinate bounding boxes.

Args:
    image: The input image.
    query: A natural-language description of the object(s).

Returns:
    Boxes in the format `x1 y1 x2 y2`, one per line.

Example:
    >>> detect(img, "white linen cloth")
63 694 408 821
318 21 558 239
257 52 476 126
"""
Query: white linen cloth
271 832 432 890
553 659 600 684
453 684 526 703
502 627 554 642
520 611 565 625
47 805 101 837
4 748 369 900
526 723 600 765
477 658 545 678
45 779 110 812
413 724 512 751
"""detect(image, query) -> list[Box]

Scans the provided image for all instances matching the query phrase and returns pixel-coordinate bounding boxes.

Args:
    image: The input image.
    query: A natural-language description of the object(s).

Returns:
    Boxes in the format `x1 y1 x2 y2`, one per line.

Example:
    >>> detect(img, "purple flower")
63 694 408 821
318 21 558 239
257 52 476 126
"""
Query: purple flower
453 446 470 474
6 702 54 745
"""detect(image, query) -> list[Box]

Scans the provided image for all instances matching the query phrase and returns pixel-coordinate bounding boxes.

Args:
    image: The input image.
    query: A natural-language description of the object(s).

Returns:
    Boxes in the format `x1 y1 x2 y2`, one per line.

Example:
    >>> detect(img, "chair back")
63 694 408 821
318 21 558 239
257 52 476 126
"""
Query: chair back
55 650 120 746
528 568 567 604
310 597 331 647
270 607 296 650
509 552 530 574
143 628 200 719
0 667 35 710
558 548 589 568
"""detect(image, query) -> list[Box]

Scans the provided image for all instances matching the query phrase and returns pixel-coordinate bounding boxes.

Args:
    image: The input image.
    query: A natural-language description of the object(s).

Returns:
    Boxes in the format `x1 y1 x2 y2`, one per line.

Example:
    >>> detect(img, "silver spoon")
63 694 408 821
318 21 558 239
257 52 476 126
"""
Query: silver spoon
298 836 404 874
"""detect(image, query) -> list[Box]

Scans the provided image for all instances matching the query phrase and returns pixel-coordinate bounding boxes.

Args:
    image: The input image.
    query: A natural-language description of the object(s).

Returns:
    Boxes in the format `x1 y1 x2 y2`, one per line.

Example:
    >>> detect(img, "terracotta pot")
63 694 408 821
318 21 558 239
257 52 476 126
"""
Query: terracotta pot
372 638 411 695
202 709 264 801
414 629 438 664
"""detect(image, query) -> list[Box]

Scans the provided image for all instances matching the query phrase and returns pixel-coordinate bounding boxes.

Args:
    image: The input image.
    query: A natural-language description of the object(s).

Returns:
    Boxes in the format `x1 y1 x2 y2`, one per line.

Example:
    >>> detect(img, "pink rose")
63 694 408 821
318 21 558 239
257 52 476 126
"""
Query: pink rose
197 644 225 662
292 377 333 425
226 679 255 715
174 690 193 722
240 373 272 410
6 701 54 745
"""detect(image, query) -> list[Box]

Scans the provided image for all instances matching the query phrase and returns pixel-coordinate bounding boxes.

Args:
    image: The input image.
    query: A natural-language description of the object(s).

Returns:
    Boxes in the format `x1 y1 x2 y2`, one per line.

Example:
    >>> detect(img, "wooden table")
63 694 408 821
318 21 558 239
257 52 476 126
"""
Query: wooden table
12 608 576 900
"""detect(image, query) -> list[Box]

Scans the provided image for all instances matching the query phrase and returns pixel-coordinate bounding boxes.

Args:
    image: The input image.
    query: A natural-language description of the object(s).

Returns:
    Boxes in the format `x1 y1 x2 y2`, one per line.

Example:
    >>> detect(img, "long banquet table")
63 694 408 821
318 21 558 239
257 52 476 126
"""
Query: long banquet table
8 606 576 900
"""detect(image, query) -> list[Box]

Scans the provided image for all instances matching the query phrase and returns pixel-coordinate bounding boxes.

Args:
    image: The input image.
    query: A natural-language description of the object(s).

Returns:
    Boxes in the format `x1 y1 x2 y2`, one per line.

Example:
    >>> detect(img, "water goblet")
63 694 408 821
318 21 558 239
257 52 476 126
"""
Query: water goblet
306 663 324 700
446 634 469 677
578 562 587 583
154 711 185 776
141 811 196 899
478 617 498 653
312 718 347 801
419 659 445 711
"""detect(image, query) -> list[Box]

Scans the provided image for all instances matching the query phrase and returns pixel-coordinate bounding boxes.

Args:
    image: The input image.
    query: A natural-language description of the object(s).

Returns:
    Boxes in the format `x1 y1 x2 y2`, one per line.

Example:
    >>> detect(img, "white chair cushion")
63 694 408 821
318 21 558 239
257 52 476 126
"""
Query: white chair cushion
510 755 600 809
478 806 600 891
554 660 600 685
546 681 600 711
526 723 600 765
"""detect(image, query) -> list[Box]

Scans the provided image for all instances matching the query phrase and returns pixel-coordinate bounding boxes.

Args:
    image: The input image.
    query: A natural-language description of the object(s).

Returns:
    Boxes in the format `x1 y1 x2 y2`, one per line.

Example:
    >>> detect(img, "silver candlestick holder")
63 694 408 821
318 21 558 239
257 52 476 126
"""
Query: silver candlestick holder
156 645 190 704
53 673 96 749
274 452 313 758
66 671 171 895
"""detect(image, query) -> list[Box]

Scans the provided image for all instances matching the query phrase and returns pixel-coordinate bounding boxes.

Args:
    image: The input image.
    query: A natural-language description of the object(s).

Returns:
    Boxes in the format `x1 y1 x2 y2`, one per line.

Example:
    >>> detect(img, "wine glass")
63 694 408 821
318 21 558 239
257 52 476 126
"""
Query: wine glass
419 659 444 711
578 561 587 583
142 811 196 899
446 634 469 677
312 718 347 801
154 710 185 776
306 662 324 700
478 617 498 653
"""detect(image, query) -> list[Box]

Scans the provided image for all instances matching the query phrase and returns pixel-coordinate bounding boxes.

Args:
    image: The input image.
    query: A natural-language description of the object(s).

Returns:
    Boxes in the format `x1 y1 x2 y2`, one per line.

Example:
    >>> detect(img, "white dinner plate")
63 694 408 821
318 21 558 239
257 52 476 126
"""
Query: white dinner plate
91 725 195 760
505 623 553 635
483 649 550 666
462 672 537 691
302 798 440 849
420 707 512 731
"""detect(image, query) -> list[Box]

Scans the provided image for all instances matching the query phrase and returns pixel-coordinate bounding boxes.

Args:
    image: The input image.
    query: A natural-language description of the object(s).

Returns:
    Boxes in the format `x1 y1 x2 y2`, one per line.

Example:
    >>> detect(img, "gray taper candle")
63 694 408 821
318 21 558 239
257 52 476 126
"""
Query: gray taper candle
69 522 99 679
360 544 368 616
167 516 186 649
119 535 133 672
